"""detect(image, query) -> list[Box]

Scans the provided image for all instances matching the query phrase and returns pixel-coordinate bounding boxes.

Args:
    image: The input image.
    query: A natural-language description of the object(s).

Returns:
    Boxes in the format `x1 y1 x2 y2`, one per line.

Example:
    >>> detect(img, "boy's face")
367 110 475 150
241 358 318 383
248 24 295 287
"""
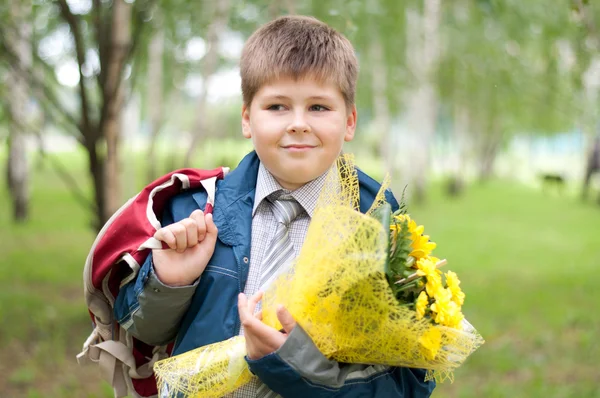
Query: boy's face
242 76 356 190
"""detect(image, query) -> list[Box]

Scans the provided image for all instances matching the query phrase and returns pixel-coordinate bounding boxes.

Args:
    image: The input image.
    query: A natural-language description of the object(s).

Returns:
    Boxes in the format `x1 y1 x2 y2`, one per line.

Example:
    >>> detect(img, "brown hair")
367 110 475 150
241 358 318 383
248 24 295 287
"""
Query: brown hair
240 15 358 108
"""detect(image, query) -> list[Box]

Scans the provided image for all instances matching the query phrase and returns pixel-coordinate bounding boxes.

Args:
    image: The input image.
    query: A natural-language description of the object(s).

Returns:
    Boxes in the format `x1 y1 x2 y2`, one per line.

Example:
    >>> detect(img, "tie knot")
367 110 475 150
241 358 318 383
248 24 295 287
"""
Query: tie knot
269 195 303 227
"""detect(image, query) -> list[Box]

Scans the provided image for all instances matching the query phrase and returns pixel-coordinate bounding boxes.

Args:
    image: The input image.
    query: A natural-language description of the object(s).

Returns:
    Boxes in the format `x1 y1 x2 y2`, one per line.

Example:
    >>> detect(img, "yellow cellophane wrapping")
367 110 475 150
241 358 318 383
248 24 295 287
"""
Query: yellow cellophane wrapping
154 335 253 397
153 154 483 397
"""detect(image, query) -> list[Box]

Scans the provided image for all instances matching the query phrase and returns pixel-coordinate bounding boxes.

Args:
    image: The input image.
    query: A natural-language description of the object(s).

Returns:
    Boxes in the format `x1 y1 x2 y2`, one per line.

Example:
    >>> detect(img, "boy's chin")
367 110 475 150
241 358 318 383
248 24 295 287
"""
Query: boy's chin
273 169 325 190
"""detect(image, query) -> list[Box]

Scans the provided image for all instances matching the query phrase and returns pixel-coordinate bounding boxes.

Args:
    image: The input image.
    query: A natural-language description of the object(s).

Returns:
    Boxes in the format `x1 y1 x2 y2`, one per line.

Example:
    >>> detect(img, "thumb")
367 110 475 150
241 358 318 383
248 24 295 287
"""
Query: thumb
276 305 296 334
204 213 218 241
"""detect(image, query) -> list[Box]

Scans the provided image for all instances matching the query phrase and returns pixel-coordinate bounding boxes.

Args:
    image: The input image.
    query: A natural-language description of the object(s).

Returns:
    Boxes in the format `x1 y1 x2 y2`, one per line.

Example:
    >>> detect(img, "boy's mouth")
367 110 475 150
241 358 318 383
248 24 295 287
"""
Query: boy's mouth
281 145 317 152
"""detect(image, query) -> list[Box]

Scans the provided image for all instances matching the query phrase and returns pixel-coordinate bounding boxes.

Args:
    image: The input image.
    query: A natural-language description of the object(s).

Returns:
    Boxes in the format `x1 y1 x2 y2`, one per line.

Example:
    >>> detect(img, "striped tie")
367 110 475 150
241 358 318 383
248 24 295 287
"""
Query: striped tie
259 194 304 291
254 195 303 398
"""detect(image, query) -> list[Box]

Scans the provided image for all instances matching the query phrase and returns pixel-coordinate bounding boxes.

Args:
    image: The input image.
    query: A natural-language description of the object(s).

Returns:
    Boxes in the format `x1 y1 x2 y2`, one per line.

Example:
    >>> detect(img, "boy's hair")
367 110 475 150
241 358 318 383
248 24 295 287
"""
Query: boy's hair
240 15 358 108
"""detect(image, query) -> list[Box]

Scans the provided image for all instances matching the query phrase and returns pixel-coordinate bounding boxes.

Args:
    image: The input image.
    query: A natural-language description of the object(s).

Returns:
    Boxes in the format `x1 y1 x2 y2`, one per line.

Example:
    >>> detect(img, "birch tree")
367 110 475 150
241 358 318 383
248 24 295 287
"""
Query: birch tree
5 0 32 222
184 0 232 167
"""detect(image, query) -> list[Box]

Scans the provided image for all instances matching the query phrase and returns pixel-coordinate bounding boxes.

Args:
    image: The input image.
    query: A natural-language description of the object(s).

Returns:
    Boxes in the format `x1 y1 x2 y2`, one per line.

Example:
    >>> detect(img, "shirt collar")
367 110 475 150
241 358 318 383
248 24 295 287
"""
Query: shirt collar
252 163 330 218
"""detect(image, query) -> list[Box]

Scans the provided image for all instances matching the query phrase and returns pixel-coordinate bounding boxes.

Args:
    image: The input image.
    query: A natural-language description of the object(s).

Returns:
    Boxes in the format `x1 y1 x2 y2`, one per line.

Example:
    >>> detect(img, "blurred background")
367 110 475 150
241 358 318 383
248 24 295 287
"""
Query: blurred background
1 0 599 397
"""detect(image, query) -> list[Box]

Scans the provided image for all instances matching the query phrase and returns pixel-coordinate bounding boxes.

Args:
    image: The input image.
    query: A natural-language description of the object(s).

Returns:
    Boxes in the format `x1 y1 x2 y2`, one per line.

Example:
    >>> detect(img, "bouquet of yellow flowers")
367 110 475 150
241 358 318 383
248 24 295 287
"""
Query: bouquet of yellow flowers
153 154 484 397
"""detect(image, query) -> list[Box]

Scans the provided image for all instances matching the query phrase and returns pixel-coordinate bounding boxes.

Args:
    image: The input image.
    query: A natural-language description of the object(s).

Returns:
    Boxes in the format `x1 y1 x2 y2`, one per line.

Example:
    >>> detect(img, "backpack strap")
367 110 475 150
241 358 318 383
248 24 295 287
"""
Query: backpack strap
77 327 168 398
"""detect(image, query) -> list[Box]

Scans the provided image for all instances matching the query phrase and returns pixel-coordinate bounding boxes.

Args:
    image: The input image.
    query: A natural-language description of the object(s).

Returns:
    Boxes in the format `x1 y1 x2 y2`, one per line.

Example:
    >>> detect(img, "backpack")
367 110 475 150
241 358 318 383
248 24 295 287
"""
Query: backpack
77 167 229 398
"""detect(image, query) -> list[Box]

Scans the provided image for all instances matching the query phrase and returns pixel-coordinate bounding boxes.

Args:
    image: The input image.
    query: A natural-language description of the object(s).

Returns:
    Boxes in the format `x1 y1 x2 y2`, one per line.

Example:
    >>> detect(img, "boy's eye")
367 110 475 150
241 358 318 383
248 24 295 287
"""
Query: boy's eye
267 104 286 111
309 105 329 112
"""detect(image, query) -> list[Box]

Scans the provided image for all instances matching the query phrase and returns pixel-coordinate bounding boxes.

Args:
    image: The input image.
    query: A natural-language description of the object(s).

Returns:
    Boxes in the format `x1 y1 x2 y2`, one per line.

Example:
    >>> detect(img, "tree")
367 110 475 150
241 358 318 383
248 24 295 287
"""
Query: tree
4 0 32 222
0 0 155 229
145 9 165 182
402 0 442 202
183 0 233 167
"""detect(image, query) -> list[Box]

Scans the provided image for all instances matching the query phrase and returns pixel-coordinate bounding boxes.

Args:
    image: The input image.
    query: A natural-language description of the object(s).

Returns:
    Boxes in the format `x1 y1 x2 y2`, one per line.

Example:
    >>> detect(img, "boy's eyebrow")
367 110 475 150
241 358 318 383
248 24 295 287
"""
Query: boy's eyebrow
262 94 335 101
308 95 334 101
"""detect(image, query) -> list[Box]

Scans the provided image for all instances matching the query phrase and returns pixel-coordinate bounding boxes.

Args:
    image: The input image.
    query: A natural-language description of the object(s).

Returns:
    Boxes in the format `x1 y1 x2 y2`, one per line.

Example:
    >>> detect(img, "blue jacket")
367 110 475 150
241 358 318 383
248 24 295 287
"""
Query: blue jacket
115 151 435 397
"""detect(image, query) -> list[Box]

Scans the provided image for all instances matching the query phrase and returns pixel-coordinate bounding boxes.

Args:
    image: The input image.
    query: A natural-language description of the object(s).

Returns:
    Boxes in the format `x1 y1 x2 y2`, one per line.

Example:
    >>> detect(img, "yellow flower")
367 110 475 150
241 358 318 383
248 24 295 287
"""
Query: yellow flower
416 258 439 277
425 273 442 297
416 258 443 297
392 215 436 259
445 271 466 306
430 287 464 329
415 291 429 320
447 308 465 329
418 327 442 360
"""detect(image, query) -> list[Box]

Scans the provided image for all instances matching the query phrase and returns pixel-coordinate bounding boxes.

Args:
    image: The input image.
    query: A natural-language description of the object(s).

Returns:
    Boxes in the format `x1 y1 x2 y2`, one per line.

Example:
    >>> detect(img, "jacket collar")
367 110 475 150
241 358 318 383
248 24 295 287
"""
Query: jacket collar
204 151 260 246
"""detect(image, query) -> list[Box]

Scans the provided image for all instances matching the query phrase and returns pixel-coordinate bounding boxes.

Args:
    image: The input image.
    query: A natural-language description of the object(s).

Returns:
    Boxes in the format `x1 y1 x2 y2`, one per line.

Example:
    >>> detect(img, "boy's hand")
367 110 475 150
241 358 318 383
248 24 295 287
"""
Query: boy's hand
152 210 218 286
238 292 297 360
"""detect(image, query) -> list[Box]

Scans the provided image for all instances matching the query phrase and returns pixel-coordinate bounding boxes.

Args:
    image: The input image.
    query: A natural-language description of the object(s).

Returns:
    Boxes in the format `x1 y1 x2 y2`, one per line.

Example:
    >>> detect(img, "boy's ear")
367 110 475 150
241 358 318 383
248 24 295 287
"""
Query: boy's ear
241 104 252 139
344 105 357 142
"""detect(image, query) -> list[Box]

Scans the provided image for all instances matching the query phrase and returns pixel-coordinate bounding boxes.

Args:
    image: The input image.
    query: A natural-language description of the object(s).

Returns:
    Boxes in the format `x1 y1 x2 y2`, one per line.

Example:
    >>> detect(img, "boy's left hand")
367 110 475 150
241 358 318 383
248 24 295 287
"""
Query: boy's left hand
238 292 297 360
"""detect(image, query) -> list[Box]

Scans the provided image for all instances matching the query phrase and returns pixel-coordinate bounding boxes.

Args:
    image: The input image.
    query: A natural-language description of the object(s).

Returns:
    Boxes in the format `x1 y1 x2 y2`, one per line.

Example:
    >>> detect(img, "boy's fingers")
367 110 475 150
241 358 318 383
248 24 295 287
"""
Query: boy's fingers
276 305 296 334
239 294 268 331
154 228 177 250
247 291 263 313
190 210 207 241
181 218 198 247
171 223 187 252
238 293 254 327
204 213 218 242
238 294 248 321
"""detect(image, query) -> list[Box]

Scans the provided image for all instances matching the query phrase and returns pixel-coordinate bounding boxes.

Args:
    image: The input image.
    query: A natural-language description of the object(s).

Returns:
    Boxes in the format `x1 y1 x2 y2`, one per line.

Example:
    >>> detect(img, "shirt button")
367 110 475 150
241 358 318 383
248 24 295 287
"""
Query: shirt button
243 257 249 264
153 288 160 293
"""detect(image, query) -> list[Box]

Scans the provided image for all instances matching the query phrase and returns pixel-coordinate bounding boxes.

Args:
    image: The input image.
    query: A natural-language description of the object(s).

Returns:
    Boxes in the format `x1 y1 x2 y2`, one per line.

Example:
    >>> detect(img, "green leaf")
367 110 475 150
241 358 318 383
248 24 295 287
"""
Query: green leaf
369 202 392 278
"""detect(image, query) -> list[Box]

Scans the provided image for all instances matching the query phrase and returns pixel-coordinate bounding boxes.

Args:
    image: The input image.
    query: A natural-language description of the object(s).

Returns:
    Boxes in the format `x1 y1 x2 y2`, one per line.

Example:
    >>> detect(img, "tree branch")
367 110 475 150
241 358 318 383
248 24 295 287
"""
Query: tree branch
0 97 96 213
0 33 82 138
125 1 154 96
92 0 107 89
57 0 94 135
99 0 156 132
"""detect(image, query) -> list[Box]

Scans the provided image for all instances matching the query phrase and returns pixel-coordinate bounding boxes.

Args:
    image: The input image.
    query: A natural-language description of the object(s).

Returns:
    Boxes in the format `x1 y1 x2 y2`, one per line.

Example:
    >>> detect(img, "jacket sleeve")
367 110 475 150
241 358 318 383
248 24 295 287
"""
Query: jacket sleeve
113 200 199 346
247 326 435 398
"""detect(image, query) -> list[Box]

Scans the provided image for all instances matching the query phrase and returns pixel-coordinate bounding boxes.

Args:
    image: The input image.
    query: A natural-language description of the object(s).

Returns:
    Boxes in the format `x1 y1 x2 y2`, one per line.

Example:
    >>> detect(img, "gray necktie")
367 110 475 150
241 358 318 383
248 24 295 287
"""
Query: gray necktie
253 194 303 398
259 194 304 291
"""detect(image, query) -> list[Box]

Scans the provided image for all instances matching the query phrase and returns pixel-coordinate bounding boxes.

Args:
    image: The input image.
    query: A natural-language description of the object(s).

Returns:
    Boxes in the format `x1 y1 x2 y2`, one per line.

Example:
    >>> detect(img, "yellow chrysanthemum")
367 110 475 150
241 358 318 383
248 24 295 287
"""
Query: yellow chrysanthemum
430 287 464 329
425 273 442 298
416 258 443 297
445 271 466 306
418 327 442 360
415 291 429 320
392 215 436 259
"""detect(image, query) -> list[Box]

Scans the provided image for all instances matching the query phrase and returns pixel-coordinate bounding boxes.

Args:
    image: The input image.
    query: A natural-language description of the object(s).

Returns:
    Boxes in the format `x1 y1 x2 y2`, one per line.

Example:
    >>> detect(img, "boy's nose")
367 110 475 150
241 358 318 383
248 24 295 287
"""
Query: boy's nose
287 112 311 133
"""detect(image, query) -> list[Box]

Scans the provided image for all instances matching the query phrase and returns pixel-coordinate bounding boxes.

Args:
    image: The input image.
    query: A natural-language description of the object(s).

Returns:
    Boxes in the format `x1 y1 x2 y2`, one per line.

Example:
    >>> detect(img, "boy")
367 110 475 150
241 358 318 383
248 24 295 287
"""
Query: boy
115 15 435 397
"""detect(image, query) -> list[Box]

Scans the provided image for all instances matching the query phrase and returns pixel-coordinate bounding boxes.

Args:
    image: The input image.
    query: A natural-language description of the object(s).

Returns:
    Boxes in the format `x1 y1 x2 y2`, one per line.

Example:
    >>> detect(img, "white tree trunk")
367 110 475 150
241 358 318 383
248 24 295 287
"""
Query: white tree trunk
184 0 231 167
104 0 132 216
147 17 165 181
582 56 600 141
451 105 470 178
370 37 392 175
402 0 441 203
6 0 32 222
581 55 600 200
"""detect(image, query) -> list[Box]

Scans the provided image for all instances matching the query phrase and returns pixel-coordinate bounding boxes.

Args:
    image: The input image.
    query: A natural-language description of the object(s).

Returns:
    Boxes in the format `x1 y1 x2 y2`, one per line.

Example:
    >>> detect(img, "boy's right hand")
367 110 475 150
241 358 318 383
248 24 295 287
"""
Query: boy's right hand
152 210 218 287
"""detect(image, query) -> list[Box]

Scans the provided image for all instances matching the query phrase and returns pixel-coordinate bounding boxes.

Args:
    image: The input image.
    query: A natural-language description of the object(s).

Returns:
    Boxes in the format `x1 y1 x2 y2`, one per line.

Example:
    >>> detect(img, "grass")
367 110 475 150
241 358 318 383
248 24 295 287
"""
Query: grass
1 148 599 397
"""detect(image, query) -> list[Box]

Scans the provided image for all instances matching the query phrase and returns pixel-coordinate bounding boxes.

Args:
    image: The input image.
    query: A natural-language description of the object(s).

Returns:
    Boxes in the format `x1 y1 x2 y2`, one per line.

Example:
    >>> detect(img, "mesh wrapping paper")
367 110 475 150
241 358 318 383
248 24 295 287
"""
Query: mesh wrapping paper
153 155 484 397
154 335 253 397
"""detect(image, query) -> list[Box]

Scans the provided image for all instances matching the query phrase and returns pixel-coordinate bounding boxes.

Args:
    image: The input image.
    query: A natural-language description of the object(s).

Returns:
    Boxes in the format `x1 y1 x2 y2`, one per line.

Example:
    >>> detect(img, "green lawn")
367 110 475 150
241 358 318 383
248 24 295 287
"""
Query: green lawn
1 150 599 397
